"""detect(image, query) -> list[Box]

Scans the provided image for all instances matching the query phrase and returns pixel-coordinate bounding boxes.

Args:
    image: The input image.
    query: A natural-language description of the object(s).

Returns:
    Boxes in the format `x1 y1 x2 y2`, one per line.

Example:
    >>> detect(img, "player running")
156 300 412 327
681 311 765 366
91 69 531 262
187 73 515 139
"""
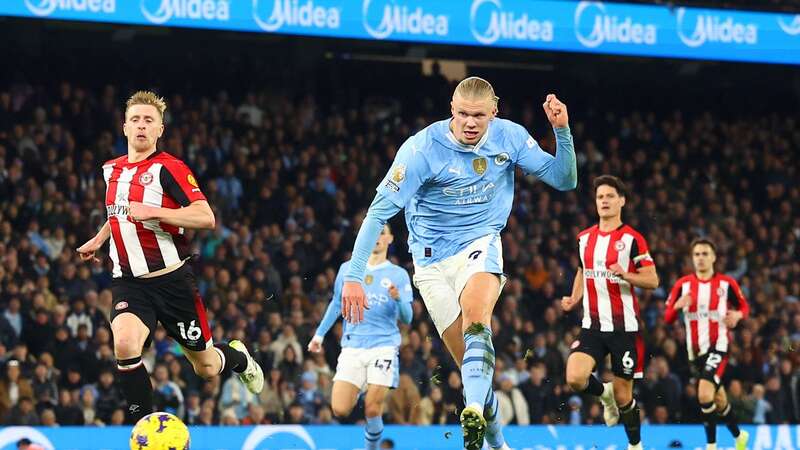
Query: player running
340 77 577 450
561 175 658 450
77 91 263 424
665 238 750 450
308 224 412 450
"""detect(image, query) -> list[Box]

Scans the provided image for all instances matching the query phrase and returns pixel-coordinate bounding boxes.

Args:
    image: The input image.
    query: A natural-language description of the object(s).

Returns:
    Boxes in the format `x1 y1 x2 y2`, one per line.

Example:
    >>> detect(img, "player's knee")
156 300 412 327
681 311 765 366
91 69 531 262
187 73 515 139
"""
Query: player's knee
191 362 218 380
364 401 383 418
113 334 143 359
461 304 488 324
614 388 632 407
565 371 587 392
332 403 353 419
698 390 715 404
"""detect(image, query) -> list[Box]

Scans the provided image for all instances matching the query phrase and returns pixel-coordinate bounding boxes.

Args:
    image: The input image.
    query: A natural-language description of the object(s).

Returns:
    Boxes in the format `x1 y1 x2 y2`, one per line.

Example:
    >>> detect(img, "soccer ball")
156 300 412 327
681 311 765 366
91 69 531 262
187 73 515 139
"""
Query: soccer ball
129 412 190 450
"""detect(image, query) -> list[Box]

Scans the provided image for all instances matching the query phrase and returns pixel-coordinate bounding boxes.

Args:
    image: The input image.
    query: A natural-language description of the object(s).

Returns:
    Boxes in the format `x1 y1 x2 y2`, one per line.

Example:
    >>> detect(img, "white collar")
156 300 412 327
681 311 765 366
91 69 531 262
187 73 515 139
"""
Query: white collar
366 261 390 271
446 121 490 154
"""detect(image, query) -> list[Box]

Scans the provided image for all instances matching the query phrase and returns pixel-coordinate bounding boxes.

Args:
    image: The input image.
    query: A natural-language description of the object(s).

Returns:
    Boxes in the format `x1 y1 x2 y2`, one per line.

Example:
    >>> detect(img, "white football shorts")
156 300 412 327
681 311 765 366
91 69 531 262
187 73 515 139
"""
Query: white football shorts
413 234 507 336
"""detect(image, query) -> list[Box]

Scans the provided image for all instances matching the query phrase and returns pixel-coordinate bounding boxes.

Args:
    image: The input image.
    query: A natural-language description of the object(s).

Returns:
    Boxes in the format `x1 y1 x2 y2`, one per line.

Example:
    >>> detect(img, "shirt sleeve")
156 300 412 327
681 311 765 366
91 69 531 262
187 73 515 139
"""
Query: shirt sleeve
630 234 655 269
664 281 683 324
344 194 402 283
375 134 431 208
396 269 413 325
727 277 750 319
314 265 345 338
510 123 577 191
160 161 207 206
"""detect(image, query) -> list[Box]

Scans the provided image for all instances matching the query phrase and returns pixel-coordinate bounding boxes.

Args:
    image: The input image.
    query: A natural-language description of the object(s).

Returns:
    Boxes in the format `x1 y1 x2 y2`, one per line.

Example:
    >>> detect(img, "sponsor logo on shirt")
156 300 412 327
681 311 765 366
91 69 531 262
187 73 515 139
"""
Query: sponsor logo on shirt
106 204 130 218
584 269 624 283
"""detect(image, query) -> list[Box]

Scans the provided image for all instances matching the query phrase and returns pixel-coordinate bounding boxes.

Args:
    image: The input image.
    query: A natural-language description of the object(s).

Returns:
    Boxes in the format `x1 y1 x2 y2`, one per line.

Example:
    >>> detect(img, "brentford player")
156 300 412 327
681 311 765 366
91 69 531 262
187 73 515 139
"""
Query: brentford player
665 238 750 450
561 175 659 450
77 91 263 423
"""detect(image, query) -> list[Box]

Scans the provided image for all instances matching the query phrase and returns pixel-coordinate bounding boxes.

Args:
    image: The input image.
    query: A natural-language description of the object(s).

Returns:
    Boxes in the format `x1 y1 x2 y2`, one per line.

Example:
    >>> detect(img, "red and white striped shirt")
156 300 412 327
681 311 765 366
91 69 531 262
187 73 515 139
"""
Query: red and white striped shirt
578 224 655 332
665 273 750 360
103 151 206 278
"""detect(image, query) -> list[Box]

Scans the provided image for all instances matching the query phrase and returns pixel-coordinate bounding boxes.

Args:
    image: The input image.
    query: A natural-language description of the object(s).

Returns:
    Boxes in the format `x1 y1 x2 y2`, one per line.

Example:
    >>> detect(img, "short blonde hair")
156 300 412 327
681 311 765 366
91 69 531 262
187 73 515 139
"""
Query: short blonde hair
453 76 499 106
125 90 167 120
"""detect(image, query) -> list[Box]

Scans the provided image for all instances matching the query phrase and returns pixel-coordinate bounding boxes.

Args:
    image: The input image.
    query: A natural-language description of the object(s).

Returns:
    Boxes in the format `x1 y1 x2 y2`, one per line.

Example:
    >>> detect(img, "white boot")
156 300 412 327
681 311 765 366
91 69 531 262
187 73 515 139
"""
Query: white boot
600 382 620 426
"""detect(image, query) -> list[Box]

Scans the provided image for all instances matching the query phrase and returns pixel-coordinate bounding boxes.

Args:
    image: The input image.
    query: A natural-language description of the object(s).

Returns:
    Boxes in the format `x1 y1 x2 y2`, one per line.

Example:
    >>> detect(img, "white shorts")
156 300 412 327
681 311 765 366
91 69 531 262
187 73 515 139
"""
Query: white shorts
333 346 400 390
413 234 507 336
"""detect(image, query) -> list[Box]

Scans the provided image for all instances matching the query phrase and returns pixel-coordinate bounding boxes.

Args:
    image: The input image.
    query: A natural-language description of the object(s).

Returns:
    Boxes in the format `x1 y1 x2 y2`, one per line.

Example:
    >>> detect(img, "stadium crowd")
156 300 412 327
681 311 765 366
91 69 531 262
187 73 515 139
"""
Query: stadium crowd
0 70 797 428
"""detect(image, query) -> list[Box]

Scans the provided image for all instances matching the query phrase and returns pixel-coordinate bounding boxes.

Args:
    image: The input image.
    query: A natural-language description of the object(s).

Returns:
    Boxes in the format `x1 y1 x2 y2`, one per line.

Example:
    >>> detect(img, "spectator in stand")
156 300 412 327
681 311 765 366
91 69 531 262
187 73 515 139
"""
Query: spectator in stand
0 69 796 426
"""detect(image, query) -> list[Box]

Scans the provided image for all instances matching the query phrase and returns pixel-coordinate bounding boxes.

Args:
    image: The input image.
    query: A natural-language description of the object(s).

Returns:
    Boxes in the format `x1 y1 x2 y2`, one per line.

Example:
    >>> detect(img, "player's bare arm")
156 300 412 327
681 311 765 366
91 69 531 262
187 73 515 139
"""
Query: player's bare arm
724 310 744 328
76 220 111 262
129 199 215 230
609 264 659 289
672 294 692 310
561 268 584 312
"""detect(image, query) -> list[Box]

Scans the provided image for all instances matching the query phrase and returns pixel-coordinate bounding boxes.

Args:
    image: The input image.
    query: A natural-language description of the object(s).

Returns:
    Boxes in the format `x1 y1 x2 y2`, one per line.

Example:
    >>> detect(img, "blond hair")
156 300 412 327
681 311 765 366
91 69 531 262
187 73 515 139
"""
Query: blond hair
125 90 167 120
453 76 499 106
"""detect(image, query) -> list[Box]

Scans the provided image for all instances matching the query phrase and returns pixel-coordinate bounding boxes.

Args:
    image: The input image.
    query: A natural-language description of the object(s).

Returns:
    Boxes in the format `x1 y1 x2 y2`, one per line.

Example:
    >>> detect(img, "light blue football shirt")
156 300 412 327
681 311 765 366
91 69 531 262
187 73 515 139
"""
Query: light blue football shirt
315 260 413 349
345 118 576 282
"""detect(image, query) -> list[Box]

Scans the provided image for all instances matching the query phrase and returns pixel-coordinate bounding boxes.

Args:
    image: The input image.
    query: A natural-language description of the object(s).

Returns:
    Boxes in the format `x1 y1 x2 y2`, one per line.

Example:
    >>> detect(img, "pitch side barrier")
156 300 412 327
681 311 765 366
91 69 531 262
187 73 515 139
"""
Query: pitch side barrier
0 424 798 449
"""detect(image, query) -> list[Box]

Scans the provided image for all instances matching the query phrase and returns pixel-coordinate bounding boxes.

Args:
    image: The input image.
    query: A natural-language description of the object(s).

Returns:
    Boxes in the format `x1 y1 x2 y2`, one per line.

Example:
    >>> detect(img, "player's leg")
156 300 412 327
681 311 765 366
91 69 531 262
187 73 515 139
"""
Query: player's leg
361 346 399 450
698 378 719 449
458 272 501 450
363 384 390 450
715 386 749 450
416 264 507 450
330 381 361 418
441 316 507 450
612 376 641 449
111 278 157 424
610 333 642 450
566 330 616 425
155 266 262 392
457 235 507 450
331 347 367 419
111 312 154 424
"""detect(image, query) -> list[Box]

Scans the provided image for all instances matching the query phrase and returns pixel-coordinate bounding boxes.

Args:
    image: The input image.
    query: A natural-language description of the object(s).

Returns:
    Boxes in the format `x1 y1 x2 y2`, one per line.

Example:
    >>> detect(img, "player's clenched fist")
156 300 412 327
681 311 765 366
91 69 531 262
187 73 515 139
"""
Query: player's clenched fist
307 335 323 353
543 94 569 128
76 238 101 262
342 280 369 324
561 295 579 312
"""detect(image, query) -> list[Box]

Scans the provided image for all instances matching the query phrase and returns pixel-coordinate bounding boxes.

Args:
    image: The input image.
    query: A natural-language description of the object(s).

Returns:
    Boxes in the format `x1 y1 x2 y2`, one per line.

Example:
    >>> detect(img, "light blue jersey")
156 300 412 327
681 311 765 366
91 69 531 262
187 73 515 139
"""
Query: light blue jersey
315 260 413 349
345 118 577 281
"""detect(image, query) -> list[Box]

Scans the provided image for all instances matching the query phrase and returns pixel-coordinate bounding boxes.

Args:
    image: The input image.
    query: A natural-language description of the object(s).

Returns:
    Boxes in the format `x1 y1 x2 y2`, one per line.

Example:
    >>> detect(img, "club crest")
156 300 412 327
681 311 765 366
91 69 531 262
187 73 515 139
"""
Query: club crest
472 157 487 175
138 172 153 186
